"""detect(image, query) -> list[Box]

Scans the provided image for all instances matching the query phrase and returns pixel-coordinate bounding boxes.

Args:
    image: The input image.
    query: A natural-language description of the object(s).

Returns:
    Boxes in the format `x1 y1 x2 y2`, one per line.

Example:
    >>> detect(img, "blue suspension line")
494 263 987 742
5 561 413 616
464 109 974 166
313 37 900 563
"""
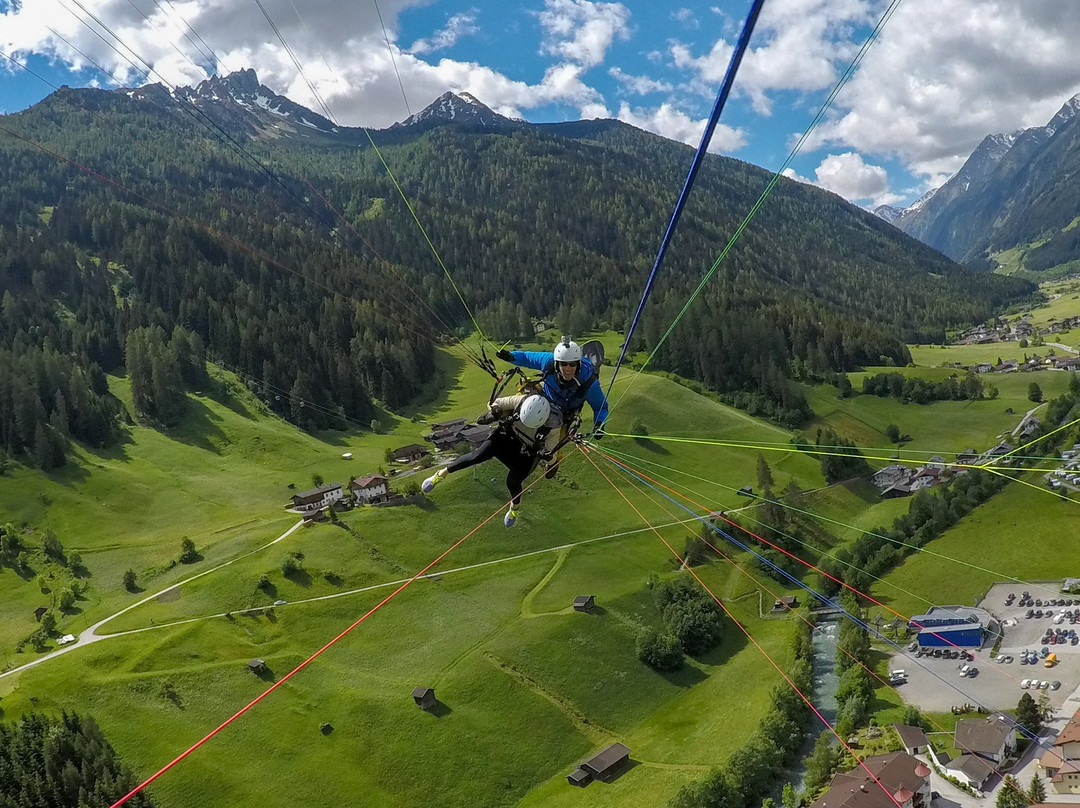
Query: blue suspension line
605 0 768 402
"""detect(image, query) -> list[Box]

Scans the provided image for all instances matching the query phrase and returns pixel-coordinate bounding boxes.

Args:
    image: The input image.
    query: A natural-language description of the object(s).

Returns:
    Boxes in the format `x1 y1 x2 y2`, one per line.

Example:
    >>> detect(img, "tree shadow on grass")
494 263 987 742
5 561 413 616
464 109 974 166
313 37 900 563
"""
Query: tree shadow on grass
655 662 708 688
840 477 881 504
689 622 751 668
80 428 134 464
285 568 312 587
629 437 671 455
164 399 229 454
401 354 467 420
258 582 279 599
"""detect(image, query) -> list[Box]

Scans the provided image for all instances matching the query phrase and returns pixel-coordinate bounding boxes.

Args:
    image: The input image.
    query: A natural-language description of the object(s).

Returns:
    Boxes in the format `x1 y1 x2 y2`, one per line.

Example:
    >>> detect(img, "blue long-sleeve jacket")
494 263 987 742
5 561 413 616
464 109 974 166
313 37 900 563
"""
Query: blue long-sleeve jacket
508 350 608 429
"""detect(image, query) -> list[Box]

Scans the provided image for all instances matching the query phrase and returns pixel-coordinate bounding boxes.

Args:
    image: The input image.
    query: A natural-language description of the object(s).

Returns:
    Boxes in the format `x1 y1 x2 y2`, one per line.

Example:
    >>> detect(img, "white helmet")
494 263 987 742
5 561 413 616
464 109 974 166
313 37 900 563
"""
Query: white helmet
518 395 551 429
553 336 582 363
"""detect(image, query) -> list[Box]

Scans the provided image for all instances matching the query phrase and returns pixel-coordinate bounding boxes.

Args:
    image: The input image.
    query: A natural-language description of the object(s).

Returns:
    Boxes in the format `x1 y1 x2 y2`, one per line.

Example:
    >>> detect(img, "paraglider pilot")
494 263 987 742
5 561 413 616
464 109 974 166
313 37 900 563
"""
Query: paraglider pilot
422 394 554 528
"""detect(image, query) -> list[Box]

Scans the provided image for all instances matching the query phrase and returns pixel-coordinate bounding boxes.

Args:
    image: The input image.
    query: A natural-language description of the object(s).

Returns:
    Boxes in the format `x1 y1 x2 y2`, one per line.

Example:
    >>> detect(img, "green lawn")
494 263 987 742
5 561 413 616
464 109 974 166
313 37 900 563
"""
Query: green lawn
871 473 1080 620
4 336 1078 808
0 351 829 808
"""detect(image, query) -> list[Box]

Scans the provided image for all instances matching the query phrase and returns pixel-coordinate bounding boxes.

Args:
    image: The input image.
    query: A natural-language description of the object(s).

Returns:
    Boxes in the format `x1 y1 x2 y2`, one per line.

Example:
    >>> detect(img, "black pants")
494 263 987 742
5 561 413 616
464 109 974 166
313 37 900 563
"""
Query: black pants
446 432 538 507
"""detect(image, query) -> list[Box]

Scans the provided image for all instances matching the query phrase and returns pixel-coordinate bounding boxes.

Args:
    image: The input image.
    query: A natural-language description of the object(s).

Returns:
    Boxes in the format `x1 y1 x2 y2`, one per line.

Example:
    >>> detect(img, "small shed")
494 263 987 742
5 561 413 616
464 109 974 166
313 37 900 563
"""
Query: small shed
893 723 929 755
573 595 596 613
772 596 798 612
566 767 593 787
567 742 630 787
412 686 437 710
34 606 48 621
248 659 267 674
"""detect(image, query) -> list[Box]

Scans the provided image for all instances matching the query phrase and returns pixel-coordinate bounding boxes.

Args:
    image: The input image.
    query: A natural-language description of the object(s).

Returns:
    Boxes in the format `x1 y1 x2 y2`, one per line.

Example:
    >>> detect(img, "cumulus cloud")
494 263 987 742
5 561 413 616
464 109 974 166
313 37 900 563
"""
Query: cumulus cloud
537 0 631 68
408 11 478 55
783 152 901 207
617 101 746 153
671 0 872 114
798 0 1080 182
609 66 672 96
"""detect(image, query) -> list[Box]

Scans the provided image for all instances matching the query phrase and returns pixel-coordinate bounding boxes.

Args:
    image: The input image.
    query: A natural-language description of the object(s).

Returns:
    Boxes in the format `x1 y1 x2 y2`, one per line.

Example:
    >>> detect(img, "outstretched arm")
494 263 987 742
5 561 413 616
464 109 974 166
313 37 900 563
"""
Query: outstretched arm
507 350 551 372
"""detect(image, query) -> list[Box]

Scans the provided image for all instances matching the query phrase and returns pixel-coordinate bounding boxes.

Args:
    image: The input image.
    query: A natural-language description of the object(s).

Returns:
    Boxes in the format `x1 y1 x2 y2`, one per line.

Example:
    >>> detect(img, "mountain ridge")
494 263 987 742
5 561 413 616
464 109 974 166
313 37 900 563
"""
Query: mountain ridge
876 92 1080 273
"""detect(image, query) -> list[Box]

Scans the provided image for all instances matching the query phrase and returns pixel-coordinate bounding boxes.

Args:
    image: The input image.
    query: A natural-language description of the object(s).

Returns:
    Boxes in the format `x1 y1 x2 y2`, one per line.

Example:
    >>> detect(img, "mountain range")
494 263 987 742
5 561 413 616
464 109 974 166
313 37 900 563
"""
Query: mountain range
876 93 1080 275
0 69 1034 442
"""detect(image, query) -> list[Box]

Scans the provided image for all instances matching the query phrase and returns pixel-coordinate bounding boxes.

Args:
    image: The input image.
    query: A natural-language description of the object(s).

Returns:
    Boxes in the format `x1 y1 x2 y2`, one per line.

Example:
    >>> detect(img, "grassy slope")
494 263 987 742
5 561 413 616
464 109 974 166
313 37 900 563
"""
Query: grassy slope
0 352 818 808
3 328 1077 807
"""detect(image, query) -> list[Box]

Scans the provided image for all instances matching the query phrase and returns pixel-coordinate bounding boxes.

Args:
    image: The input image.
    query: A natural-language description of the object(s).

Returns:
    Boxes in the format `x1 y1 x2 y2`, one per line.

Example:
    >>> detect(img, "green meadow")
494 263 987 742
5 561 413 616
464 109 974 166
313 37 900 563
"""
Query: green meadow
2 337 1077 807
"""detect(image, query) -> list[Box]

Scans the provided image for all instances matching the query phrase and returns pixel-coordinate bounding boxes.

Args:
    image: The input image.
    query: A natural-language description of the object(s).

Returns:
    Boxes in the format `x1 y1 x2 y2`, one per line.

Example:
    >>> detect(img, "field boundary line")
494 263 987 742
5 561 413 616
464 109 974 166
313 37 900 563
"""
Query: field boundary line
482 652 619 744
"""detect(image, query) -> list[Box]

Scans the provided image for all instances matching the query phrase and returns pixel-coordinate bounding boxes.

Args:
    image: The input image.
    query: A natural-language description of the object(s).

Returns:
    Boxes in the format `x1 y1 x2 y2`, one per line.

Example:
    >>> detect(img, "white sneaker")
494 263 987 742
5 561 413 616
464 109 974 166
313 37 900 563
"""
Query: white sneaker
503 507 519 528
422 469 445 493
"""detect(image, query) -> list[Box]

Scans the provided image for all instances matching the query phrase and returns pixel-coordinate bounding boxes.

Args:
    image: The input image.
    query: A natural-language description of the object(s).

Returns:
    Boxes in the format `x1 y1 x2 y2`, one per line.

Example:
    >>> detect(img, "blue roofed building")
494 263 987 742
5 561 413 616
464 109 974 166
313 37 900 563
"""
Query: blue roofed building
908 605 996 649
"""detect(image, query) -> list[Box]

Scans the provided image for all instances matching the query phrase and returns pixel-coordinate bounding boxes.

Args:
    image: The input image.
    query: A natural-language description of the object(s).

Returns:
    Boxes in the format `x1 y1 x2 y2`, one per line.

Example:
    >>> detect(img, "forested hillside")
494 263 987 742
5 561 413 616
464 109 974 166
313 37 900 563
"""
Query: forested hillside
0 76 1035 459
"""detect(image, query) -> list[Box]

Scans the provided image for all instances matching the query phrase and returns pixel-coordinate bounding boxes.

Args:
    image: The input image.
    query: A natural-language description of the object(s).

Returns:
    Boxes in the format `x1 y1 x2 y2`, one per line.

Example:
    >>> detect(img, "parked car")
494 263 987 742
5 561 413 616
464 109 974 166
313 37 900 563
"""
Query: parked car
1039 681 1050 689
1051 681 1061 691
1021 679 1032 689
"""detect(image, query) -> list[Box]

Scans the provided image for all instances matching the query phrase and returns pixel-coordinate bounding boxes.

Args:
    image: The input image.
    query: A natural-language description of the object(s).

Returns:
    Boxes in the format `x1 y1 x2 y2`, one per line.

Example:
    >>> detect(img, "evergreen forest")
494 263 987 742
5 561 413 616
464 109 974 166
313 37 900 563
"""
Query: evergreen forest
0 80 1037 465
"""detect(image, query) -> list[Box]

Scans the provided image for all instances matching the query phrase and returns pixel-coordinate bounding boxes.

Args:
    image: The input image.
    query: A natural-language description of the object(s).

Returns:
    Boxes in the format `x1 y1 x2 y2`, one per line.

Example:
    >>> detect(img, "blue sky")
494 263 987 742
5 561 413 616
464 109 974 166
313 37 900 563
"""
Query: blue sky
3 0 1080 208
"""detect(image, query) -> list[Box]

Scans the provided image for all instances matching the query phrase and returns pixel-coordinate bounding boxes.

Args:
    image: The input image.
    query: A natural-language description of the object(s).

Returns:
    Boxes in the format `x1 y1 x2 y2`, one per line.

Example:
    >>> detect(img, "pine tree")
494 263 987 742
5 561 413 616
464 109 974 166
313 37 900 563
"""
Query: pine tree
1028 772 1046 804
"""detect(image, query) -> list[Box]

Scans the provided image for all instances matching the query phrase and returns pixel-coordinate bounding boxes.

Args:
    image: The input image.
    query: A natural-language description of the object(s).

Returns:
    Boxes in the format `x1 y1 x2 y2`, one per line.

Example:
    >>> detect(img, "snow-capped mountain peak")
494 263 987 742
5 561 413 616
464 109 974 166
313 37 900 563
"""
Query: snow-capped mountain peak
391 91 517 130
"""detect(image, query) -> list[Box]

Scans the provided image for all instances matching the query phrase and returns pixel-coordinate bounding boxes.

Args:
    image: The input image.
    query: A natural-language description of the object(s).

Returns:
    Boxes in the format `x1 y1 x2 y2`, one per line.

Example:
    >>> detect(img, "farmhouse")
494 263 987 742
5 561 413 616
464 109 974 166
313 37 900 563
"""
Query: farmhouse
809 752 931 808
566 742 631 787
955 448 979 465
350 474 390 503
880 482 914 499
871 465 910 489
289 482 343 512
427 418 468 450
1039 706 1080 793
954 713 1016 764
907 605 994 648
392 444 429 463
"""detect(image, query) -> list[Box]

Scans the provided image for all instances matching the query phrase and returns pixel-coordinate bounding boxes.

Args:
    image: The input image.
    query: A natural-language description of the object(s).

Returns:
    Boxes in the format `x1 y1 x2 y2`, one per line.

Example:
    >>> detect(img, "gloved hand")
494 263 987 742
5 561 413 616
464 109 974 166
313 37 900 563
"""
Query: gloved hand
476 410 497 425
496 349 514 362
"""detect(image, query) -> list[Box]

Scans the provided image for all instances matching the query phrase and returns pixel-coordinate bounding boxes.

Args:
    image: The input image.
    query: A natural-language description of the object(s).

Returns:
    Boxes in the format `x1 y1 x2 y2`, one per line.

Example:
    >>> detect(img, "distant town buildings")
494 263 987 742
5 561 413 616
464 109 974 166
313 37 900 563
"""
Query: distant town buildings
1039 705 1080 794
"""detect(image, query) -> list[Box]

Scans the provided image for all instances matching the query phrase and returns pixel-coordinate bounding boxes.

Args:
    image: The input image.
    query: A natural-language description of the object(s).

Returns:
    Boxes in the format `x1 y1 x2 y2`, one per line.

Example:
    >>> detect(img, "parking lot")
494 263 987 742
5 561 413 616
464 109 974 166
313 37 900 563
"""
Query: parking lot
889 581 1080 714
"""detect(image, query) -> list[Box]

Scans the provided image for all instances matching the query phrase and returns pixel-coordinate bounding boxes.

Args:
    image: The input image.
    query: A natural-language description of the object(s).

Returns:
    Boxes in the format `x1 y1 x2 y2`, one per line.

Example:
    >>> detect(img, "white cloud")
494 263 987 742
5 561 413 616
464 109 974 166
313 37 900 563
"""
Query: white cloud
783 152 901 207
609 66 672 96
408 11 478 56
799 0 1080 182
671 8 698 29
671 0 872 115
617 101 746 153
537 0 631 68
